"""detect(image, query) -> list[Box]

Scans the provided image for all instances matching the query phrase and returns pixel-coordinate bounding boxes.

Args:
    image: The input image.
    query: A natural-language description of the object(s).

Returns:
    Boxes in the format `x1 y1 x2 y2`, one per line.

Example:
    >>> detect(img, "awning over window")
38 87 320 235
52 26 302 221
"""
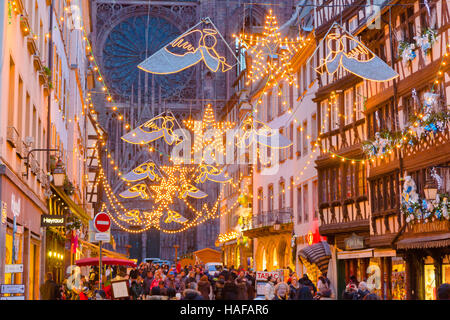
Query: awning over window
298 241 332 274
396 233 450 250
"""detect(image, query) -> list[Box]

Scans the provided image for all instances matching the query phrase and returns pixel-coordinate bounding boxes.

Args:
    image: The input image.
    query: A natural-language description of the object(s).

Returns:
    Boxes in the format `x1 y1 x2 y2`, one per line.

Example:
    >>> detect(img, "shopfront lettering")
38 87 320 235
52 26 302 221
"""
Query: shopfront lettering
11 194 20 217
41 215 66 227
344 233 365 250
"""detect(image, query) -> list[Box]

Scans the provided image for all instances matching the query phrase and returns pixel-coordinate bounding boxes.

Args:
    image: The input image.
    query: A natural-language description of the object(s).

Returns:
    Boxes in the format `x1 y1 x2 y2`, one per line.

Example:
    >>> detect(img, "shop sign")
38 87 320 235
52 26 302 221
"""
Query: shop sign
1 202 6 225
41 214 66 227
11 194 20 217
5 264 23 273
0 284 25 294
306 231 314 246
344 233 365 250
256 271 282 281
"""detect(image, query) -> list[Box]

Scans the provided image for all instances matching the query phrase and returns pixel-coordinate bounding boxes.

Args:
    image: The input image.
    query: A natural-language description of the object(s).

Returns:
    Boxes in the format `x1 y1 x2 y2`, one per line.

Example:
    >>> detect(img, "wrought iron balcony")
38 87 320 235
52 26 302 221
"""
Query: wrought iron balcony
241 208 293 231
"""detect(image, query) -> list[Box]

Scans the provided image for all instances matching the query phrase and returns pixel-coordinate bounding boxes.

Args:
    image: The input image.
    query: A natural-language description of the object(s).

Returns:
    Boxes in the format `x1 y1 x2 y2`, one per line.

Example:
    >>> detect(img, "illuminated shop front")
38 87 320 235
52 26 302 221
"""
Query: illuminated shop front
395 220 450 300
217 231 253 269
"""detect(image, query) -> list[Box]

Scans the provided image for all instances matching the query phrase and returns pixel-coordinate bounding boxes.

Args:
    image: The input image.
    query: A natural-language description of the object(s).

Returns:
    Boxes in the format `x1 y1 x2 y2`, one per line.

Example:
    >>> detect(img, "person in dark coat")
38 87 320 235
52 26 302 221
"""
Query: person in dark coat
214 276 225 300
437 283 450 300
353 281 370 300
296 284 313 300
222 274 239 300
342 284 358 300
236 278 248 300
299 274 317 295
40 272 61 300
197 275 211 300
143 271 154 296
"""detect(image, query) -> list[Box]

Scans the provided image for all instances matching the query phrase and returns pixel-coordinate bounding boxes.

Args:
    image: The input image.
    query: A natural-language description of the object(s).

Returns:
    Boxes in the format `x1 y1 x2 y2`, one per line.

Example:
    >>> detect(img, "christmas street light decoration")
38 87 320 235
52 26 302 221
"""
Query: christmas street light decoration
234 9 307 97
138 18 238 74
119 183 151 200
121 161 160 182
121 112 183 146
314 23 399 82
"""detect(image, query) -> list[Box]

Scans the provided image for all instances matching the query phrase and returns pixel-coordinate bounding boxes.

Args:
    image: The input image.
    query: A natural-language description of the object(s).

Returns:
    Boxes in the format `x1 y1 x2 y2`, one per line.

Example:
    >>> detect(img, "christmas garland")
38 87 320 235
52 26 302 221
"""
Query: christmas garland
399 28 437 64
363 96 450 158
400 175 449 223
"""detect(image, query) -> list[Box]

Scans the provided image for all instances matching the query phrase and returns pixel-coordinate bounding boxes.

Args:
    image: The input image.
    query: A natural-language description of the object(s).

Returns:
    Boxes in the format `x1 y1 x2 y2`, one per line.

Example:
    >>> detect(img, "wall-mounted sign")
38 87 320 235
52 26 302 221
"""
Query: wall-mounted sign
344 233 365 250
1 201 6 224
5 264 23 274
41 215 65 227
1 284 25 294
11 194 21 217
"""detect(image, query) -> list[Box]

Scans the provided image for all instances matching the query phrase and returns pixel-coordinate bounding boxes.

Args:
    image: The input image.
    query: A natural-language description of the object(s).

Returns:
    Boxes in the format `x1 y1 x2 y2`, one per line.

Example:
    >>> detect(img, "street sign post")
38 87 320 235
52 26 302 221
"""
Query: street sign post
93 212 111 233
93 212 111 292
5 264 23 273
1 284 25 294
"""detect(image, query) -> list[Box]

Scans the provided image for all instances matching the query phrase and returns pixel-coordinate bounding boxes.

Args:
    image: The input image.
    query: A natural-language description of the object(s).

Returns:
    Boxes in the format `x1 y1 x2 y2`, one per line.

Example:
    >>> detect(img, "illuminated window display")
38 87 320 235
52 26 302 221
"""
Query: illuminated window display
391 257 407 300
424 264 436 300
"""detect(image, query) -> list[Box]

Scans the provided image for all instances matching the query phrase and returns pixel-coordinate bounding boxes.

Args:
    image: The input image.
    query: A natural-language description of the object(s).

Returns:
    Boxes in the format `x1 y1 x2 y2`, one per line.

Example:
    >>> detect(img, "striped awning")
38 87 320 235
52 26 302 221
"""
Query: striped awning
298 241 332 274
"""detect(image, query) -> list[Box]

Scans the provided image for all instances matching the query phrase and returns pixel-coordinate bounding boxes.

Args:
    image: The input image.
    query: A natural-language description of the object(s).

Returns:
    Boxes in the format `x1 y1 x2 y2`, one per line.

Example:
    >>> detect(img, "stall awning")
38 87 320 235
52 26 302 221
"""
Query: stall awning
75 257 137 268
396 233 450 250
298 241 331 274
79 239 128 259
51 185 91 224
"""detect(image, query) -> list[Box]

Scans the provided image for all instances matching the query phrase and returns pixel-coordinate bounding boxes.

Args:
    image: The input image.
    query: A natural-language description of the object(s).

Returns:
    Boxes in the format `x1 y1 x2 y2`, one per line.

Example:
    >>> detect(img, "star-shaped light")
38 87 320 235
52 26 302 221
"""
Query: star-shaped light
234 9 310 102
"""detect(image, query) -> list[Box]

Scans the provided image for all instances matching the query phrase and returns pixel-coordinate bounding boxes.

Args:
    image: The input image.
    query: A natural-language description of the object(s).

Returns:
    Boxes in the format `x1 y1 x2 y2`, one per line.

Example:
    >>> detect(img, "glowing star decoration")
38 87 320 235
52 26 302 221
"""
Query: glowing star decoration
183 104 235 162
119 183 150 200
195 164 232 184
235 9 307 96
121 161 159 182
164 210 188 224
150 178 177 205
315 23 399 82
121 114 182 146
237 115 292 149
138 19 237 75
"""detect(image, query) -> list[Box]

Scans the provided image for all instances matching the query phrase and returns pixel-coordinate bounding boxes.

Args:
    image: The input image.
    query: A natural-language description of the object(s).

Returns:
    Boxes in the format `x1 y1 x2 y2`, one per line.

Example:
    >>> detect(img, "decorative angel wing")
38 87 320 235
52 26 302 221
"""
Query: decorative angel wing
316 31 399 82
236 118 292 149
164 210 188 224
118 209 145 225
195 164 232 184
121 115 181 145
119 183 150 200
122 161 158 182
180 184 208 199
138 29 203 74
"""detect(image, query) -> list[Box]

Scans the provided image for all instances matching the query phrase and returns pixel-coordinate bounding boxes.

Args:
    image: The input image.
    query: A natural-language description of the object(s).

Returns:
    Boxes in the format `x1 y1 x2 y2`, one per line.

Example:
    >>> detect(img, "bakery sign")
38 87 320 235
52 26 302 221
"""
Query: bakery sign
41 214 66 227
344 233 365 250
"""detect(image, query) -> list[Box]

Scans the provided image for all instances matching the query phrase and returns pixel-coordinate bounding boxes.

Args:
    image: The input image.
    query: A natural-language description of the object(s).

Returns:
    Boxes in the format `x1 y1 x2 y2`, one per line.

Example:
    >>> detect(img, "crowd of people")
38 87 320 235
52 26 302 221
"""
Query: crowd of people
39 262 450 301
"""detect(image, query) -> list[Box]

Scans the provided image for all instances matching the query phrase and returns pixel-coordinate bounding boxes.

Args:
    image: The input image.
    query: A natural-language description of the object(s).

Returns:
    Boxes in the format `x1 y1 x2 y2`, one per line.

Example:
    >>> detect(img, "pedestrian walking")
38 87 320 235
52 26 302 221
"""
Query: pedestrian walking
223 273 239 300
353 281 370 300
437 283 450 300
289 276 300 300
214 276 225 300
197 275 212 300
236 277 248 300
273 282 289 300
264 276 275 300
40 272 61 300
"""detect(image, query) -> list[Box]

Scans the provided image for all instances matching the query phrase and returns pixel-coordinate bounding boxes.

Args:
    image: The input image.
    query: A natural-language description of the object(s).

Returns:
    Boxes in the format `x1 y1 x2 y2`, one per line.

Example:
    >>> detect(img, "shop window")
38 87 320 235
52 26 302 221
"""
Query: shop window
424 263 436 300
320 99 329 133
443 255 450 284
392 257 407 300
344 88 353 125
355 82 364 121
297 186 302 223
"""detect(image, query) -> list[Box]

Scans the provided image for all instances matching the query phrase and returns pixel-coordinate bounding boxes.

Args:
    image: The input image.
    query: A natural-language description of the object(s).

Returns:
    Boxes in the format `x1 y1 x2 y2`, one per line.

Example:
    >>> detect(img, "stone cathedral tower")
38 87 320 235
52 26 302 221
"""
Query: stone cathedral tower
88 0 297 262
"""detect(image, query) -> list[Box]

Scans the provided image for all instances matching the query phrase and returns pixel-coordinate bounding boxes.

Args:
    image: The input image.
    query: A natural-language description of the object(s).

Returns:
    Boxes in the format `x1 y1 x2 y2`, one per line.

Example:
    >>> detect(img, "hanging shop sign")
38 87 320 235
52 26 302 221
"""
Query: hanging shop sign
41 214 66 227
0 296 25 300
344 233 365 250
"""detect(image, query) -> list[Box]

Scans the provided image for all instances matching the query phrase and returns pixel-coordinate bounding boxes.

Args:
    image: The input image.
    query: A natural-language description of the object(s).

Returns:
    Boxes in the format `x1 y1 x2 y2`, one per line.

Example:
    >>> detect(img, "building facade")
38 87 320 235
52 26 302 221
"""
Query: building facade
0 0 100 299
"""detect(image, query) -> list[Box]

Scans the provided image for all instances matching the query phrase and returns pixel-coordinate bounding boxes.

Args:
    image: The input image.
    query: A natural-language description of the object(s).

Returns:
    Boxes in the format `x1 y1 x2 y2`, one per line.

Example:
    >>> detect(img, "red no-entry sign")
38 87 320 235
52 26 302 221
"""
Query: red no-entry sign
93 212 111 233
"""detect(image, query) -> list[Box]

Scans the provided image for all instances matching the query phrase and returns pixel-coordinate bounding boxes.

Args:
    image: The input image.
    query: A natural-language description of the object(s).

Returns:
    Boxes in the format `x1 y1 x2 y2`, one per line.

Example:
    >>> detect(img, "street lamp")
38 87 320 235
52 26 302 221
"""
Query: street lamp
52 159 66 187
424 178 438 201
23 148 61 181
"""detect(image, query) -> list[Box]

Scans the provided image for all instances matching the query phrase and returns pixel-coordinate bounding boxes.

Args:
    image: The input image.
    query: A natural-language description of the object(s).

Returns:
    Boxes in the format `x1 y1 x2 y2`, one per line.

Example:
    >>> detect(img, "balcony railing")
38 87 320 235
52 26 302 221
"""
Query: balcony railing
242 208 293 230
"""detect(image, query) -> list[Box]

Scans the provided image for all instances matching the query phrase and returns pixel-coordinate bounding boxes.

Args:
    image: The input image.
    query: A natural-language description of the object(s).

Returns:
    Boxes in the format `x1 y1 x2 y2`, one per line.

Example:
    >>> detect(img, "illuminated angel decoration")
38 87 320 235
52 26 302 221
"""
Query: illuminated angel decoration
121 114 182 146
195 164 232 184
138 19 237 75
316 24 399 82
119 183 151 200
180 184 208 199
164 210 188 224
121 161 159 182
118 209 153 225
237 115 292 149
